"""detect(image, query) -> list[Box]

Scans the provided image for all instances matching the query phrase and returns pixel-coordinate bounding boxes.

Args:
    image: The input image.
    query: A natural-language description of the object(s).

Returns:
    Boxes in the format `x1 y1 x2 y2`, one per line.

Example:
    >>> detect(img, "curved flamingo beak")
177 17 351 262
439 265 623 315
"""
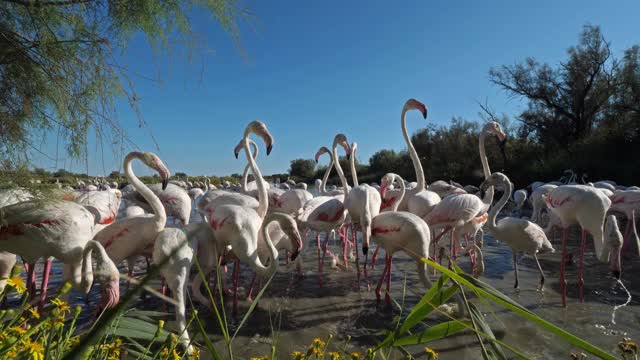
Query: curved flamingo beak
162 178 168 190
380 183 388 199
266 144 273 156
497 131 506 142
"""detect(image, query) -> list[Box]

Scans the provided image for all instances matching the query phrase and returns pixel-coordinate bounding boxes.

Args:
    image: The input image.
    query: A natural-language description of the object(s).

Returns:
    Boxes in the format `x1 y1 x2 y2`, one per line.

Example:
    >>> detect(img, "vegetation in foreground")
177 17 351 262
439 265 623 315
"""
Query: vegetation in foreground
0 257 637 359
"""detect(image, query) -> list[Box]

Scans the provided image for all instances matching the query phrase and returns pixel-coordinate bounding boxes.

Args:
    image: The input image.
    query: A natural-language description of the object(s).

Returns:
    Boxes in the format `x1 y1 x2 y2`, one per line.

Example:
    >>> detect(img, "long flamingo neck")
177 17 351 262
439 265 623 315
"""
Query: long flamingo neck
244 136 268 218
124 152 166 226
241 140 259 192
320 157 333 195
402 108 425 192
350 143 359 187
258 215 280 275
488 179 511 230
479 130 494 206
392 177 406 212
331 143 350 195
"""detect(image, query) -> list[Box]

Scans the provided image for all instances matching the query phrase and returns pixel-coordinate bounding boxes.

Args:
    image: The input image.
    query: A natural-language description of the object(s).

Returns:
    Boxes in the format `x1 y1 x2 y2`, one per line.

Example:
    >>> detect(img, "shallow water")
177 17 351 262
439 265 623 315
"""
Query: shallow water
10 206 640 359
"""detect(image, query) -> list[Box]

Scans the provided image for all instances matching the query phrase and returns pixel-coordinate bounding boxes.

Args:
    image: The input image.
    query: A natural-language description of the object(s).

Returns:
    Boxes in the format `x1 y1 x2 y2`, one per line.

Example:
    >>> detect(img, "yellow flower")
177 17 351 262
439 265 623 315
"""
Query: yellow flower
350 352 361 360
51 298 71 314
250 357 269 360
170 349 181 360
7 277 26 294
291 351 305 360
312 338 326 348
27 341 44 360
69 336 80 347
424 347 438 359
28 307 40 320
328 351 341 360
189 347 201 359
9 325 26 335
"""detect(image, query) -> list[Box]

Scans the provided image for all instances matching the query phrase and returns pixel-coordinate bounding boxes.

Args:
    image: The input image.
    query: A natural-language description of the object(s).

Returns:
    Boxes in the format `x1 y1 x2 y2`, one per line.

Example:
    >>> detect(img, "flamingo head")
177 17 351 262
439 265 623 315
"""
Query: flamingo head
315 146 331 163
333 133 351 159
480 172 509 192
483 121 506 142
404 99 428 119
233 139 243 159
143 152 171 190
380 173 400 199
604 214 623 279
247 120 274 155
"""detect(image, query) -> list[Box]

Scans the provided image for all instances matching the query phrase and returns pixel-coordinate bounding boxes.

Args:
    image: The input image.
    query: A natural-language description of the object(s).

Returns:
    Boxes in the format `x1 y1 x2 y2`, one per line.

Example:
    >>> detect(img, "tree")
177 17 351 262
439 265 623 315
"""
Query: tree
109 171 121 178
175 172 188 179
289 159 315 180
0 0 243 170
53 168 71 178
489 25 617 149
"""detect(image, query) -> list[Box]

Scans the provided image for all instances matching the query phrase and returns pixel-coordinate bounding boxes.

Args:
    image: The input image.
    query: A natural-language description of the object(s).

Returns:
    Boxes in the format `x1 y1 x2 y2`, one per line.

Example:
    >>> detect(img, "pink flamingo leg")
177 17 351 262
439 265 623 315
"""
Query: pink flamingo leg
353 227 361 286
385 255 392 305
560 227 569 307
25 261 36 299
375 254 390 304
578 229 587 302
246 272 257 303
342 227 349 270
370 244 381 270
37 258 52 312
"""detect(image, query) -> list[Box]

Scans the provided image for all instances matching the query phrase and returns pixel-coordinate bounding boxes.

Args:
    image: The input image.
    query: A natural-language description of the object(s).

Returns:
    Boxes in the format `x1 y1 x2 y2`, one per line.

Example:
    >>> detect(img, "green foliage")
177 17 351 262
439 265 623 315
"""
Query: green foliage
0 0 244 173
289 158 316 180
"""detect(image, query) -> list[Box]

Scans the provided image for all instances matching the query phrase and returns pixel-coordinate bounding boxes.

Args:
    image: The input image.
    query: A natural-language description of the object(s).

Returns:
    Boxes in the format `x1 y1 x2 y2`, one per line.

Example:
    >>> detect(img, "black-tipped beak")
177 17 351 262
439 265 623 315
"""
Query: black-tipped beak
346 153 351 160
613 270 621 280
267 144 273 156
290 250 300 261
234 152 239 159
363 246 368 255
315 159 318 164
162 178 168 190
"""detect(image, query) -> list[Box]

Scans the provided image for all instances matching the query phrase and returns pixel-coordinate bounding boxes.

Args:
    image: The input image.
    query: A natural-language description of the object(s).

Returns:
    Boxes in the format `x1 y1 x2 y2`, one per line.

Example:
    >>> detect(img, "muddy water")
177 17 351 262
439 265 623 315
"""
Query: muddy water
9 207 640 359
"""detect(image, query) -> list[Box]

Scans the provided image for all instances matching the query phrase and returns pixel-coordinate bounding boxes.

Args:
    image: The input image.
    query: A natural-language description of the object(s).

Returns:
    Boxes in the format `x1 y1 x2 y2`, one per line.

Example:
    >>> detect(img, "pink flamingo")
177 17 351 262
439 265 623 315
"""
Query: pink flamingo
94 151 171 277
0 200 120 312
372 173 433 306
543 185 612 306
234 138 285 211
207 120 279 314
609 190 640 256
380 99 440 214
480 172 554 289
299 134 351 277
124 182 190 226
344 141 381 283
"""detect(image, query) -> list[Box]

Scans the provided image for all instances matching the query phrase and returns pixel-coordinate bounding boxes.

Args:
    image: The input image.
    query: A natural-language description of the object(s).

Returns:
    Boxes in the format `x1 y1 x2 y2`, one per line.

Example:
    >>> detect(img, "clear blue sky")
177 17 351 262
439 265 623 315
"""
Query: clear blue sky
32 0 640 177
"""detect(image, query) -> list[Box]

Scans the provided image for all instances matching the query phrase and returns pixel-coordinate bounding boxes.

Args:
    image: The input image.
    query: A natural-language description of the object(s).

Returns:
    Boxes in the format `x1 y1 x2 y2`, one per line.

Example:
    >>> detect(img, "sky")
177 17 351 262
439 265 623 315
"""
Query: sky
31 0 640 177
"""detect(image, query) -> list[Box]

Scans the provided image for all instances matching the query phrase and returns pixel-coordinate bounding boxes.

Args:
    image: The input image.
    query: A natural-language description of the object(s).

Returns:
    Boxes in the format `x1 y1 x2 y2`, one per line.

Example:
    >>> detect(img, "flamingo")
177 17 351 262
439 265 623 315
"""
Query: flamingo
480 172 554 289
93 151 171 279
609 190 640 256
529 184 558 224
380 99 440 213
0 200 119 311
314 146 345 196
234 139 285 210
299 134 351 276
371 173 433 306
344 141 381 282
423 121 506 265
75 189 122 234
543 184 613 306
124 183 190 226
207 120 279 314
512 189 528 211
153 222 216 354
428 181 466 198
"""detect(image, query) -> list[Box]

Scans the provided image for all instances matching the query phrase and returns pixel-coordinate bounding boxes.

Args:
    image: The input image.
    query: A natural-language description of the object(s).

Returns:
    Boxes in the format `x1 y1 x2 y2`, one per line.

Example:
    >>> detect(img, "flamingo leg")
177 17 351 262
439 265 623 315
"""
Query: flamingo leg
353 227 360 286
246 272 257 303
385 255 392 306
38 258 52 312
375 254 390 305
621 218 632 256
370 244 381 270
25 261 36 299
342 226 349 270
560 226 568 307
512 252 519 288
316 233 321 268
534 254 545 290
578 229 587 302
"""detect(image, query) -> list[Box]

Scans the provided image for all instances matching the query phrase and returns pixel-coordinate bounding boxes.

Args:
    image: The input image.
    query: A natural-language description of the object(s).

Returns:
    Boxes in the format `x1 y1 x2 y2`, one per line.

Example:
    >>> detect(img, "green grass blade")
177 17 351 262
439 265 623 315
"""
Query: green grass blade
423 258 618 360
468 302 507 360
397 272 452 334
190 296 223 360
391 320 471 346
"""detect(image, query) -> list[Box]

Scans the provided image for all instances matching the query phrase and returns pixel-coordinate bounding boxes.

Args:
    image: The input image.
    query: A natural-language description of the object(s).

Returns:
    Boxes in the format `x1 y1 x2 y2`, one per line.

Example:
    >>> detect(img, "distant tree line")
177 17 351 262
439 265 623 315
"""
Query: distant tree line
288 25 640 189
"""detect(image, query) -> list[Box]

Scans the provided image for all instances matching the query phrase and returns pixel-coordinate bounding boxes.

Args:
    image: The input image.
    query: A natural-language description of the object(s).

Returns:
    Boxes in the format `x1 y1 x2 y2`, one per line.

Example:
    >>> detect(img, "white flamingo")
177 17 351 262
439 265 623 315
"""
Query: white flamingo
480 172 554 289
94 152 171 278
609 190 640 257
543 184 612 306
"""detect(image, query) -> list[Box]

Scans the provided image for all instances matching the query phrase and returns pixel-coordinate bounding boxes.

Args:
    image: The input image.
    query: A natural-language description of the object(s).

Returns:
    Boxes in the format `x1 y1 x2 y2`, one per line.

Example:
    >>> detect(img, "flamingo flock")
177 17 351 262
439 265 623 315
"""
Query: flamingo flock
0 99 637 354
